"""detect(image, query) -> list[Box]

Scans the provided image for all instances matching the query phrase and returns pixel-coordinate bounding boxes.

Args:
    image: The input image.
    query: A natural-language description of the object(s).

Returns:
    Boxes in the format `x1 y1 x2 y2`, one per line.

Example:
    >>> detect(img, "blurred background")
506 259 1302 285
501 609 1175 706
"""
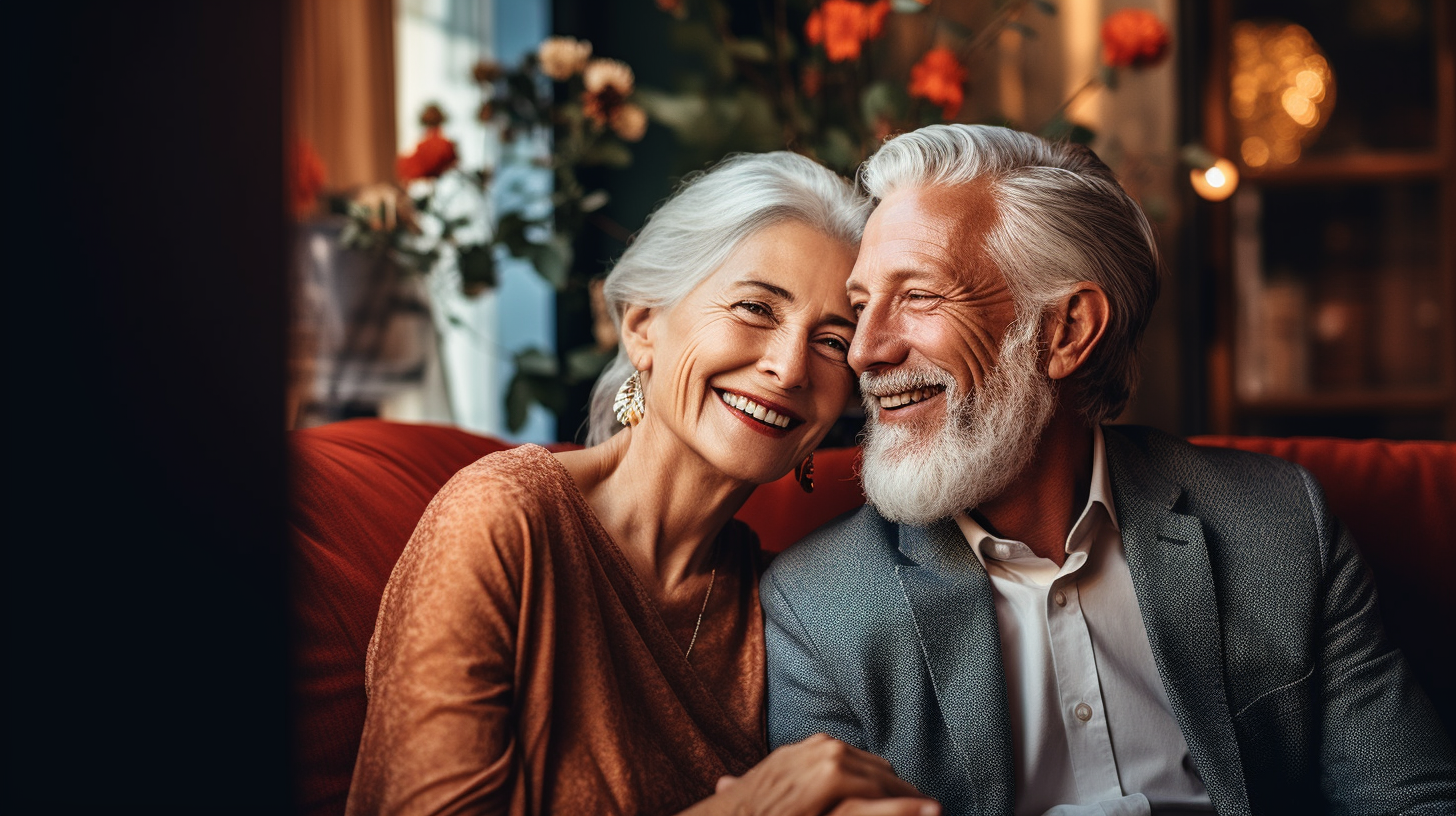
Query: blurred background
10 0 1451 811
287 0 1455 447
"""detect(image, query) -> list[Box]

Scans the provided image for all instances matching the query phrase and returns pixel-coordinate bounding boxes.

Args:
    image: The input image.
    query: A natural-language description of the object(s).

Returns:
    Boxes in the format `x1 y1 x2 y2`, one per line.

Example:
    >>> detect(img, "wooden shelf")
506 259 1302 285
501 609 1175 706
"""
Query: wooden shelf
1241 153 1445 185
1202 0 1456 440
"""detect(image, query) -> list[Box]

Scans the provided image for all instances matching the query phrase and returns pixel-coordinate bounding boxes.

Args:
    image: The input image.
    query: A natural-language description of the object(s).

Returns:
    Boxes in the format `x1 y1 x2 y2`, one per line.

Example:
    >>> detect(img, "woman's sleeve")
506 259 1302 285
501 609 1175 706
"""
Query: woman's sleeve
346 467 532 816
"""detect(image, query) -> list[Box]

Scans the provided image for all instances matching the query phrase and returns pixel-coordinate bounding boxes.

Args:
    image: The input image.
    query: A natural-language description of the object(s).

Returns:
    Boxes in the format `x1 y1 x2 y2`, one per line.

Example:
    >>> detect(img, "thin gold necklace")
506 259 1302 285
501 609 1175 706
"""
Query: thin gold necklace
683 568 716 660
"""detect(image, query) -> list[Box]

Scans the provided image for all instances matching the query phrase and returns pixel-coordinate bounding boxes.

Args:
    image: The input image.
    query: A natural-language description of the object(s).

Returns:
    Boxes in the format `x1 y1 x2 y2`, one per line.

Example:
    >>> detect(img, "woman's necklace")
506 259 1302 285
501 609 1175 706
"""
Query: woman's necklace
683 568 716 660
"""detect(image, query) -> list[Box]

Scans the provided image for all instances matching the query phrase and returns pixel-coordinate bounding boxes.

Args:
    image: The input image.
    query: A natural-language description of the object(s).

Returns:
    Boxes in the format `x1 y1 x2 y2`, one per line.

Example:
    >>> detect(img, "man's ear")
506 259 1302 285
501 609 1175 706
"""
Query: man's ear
1043 283 1110 381
620 303 655 372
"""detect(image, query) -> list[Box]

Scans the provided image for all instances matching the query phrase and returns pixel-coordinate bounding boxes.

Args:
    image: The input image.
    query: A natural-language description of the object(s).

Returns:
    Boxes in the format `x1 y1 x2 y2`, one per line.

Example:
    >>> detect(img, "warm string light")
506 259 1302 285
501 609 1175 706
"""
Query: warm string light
1229 20 1336 169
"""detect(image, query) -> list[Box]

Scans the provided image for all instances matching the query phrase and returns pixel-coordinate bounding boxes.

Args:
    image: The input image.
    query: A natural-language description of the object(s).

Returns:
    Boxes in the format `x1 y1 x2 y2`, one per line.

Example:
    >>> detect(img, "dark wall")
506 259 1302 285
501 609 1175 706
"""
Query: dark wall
10 4 293 811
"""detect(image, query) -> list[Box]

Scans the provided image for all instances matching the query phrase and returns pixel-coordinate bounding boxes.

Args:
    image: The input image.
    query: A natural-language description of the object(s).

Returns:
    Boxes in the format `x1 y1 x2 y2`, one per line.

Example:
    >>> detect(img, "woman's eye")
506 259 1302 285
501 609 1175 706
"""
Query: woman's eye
816 335 850 359
735 301 773 318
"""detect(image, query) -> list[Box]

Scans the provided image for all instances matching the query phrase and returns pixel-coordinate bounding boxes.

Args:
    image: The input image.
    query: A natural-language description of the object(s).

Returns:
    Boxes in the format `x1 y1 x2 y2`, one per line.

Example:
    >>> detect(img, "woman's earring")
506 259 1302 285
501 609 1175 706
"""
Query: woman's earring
614 370 646 427
794 452 815 494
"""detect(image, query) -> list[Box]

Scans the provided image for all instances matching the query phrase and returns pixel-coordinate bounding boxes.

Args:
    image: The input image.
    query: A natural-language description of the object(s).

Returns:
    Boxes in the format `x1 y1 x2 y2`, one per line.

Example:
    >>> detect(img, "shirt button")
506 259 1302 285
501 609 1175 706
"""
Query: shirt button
1054 590 1067 607
1074 703 1093 722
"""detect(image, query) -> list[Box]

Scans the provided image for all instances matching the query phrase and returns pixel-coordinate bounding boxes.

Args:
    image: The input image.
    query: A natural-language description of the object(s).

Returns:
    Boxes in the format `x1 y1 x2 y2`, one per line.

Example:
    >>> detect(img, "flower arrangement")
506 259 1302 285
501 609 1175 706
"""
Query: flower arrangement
637 0 1171 174
342 37 645 299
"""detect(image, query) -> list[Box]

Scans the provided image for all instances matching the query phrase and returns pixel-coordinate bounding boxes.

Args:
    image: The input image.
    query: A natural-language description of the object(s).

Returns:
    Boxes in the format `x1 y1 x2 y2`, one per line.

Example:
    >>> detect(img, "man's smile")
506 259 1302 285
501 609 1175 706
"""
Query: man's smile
875 385 946 410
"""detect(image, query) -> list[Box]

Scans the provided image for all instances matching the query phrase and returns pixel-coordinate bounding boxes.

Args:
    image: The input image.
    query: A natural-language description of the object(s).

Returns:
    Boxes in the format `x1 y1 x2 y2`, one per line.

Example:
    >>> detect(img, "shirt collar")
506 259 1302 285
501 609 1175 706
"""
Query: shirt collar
954 425 1120 569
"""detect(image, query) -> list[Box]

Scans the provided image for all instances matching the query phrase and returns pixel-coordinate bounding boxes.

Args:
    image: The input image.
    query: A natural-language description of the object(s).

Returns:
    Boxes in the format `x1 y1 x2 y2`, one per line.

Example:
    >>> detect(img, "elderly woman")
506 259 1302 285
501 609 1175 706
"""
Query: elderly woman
346 153 937 816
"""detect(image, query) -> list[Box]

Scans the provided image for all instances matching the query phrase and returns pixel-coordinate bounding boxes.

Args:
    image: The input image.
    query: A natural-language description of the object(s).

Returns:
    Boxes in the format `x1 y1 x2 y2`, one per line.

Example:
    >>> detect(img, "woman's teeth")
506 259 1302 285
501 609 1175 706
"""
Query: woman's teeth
720 391 791 428
878 386 944 409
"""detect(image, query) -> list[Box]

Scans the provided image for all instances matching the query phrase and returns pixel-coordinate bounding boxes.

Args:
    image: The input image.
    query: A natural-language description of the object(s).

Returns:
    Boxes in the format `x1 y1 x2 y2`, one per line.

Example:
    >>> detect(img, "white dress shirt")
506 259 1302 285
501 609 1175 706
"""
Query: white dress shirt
954 427 1212 816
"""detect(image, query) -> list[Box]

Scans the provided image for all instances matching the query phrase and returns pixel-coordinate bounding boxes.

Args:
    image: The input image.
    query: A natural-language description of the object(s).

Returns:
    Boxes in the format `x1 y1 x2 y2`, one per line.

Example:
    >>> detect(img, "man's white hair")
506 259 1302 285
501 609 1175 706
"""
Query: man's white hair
859 124 1160 425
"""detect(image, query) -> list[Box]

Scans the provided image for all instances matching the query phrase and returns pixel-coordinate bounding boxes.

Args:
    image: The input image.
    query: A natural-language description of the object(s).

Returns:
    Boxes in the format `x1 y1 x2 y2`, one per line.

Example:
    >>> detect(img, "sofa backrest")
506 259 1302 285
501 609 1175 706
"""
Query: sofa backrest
289 419 1454 815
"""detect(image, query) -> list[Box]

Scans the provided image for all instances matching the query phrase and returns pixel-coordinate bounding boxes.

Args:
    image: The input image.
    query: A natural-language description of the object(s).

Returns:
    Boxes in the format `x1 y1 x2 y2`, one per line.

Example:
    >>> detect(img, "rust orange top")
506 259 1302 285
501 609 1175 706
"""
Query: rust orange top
346 445 768 815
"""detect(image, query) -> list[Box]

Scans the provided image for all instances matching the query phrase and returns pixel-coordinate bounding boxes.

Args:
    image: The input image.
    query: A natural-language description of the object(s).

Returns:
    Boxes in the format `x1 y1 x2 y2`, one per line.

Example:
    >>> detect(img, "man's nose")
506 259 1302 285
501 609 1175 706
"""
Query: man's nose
848 299 907 375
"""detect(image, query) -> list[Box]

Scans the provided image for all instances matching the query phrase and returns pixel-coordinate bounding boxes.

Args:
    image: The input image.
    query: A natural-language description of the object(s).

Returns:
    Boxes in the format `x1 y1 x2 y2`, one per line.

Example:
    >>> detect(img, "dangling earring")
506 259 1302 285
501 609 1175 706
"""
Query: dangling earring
794 452 815 494
614 370 646 427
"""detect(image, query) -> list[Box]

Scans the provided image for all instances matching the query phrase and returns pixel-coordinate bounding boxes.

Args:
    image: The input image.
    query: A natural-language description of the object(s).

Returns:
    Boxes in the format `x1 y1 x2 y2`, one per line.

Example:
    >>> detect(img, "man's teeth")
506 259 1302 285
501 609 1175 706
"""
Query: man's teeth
878 386 944 409
720 391 791 428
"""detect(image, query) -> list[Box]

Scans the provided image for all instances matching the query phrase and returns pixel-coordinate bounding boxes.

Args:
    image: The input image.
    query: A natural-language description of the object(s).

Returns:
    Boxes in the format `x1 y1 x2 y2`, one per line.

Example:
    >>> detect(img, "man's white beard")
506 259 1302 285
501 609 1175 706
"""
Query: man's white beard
859 320 1056 526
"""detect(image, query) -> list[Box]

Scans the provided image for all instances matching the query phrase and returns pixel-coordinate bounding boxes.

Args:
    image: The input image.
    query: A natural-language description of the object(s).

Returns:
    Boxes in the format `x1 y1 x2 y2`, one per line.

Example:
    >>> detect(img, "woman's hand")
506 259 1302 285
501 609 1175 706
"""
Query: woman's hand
682 733 940 816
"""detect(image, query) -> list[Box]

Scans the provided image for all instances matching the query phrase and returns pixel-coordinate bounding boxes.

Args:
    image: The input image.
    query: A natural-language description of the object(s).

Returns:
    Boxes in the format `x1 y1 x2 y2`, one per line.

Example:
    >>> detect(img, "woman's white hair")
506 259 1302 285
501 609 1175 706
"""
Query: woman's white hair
585 151 870 445
859 124 1161 425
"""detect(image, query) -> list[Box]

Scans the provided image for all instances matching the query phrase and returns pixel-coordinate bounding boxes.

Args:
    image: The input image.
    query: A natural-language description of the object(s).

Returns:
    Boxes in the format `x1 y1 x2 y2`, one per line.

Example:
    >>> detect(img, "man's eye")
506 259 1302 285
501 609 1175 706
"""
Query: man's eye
851 302 866 316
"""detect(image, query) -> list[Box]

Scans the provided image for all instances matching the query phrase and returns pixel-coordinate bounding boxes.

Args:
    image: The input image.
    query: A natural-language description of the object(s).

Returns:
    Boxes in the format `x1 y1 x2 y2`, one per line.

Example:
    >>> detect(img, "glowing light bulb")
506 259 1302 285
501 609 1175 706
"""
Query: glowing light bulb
1191 158 1240 201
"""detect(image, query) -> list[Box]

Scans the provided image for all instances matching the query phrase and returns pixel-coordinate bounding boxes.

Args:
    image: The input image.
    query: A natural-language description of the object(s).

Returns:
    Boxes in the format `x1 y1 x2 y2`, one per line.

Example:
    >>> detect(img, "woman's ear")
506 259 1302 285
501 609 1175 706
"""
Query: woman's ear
1043 283 1110 381
619 303 655 371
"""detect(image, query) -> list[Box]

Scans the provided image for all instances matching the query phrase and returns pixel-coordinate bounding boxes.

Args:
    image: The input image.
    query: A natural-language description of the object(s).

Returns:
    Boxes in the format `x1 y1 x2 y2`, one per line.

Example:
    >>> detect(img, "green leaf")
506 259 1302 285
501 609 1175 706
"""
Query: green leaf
566 345 616 384
456 243 497 294
635 89 712 142
891 0 928 12
938 18 973 41
525 236 572 290
505 373 533 432
817 128 858 173
1100 65 1119 90
505 348 568 432
392 247 438 275
1180 143 1219 170
494 212 538 256
731 88 782 153
514 347 559 377
581 140 633 168
860 81 908 130
726 38 772 63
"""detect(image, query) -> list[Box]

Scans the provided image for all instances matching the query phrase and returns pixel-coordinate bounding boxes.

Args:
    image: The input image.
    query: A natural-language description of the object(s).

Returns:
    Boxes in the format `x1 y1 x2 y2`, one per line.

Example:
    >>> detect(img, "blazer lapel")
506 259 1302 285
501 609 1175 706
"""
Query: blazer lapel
895 517 1015 816
1105 431 1251 816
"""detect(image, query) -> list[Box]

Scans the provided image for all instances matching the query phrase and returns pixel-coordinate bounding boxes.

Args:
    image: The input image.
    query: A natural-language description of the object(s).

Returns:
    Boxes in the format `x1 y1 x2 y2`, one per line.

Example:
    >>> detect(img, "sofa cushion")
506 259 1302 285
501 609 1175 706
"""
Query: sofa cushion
289 420 513 816
290 420 1454 814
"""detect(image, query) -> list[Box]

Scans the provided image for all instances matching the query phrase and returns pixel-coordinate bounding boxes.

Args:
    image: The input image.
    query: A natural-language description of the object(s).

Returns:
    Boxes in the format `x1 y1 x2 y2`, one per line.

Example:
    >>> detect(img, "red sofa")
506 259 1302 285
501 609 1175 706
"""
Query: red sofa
289 419 1456 815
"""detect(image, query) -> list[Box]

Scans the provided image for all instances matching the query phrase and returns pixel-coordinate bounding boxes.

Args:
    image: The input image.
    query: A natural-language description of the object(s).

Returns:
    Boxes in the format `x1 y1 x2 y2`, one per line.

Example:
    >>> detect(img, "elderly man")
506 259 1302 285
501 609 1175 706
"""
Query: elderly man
761 125 1455 816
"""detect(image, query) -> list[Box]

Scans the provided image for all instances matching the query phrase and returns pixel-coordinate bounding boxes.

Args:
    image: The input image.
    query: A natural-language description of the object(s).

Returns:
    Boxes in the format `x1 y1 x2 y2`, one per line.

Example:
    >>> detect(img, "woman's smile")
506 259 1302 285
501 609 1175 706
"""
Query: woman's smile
715 388 804 436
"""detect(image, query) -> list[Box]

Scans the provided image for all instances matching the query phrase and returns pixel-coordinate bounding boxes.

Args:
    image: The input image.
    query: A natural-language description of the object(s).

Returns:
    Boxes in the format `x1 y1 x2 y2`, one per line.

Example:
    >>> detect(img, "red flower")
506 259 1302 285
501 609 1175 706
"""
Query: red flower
805 0 889 63
1100 9 1170 69
908 47 967 120
396 127 459 183
290 138 326 217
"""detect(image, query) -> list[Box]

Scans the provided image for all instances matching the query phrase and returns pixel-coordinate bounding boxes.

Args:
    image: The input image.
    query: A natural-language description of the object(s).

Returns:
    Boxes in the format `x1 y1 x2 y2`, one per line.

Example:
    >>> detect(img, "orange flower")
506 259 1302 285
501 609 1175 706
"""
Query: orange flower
290 138 326 217
908 47 967 120
396 127 459 183
1100 9 1170 69
805 0 889 63
863 0 891 39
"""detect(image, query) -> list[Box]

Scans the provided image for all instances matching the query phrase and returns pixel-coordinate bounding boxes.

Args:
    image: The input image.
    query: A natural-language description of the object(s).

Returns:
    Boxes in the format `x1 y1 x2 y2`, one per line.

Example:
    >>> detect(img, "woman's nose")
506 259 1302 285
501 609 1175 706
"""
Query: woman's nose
756 331 809 389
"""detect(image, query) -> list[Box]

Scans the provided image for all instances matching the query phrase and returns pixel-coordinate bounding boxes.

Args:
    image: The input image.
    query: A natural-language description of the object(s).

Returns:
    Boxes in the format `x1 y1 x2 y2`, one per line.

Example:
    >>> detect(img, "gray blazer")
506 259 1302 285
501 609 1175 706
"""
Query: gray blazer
762 425 1455 815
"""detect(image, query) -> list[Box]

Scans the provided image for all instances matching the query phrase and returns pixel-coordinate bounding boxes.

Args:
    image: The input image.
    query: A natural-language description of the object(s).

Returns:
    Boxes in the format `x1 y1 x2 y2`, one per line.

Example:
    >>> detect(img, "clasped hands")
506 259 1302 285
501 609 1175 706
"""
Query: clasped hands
682 733 940 816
